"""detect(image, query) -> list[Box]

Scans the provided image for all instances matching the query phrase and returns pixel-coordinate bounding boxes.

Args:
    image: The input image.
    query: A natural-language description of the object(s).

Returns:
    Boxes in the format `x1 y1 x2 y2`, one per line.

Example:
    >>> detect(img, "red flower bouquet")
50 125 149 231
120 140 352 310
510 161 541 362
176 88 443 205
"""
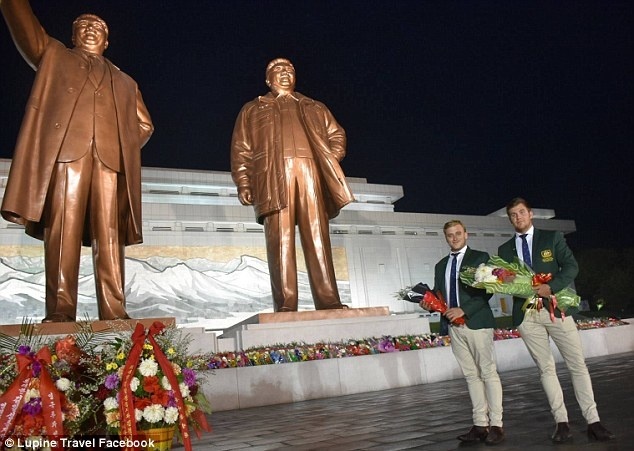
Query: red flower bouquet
401 282 465 327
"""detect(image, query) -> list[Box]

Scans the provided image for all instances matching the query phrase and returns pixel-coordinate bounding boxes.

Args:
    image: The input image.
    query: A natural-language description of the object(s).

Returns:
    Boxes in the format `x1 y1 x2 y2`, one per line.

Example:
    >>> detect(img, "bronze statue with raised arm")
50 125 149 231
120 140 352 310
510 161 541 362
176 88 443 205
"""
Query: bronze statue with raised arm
1 0 154 322
231 58 354 312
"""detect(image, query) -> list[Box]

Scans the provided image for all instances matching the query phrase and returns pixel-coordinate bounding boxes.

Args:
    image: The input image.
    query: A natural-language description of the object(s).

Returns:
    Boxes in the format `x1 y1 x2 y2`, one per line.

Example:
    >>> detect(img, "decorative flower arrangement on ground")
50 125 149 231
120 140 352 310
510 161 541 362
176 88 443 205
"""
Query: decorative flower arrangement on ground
0 323 107 444
99 321 211 450
460 255 581 320
1 320 212 450
205 317 629 369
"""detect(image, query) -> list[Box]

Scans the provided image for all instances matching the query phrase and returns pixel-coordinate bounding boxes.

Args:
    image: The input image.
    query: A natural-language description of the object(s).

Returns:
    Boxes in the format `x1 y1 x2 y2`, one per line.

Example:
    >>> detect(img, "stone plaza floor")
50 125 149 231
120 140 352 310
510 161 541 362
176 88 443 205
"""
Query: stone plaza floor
183 351 634 450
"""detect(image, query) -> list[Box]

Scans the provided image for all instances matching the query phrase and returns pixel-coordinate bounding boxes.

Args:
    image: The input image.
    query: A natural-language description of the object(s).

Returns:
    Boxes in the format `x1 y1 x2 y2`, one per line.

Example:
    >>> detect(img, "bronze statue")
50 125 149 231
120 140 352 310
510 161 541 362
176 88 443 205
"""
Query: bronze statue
231 58 354 312
1 0 153 322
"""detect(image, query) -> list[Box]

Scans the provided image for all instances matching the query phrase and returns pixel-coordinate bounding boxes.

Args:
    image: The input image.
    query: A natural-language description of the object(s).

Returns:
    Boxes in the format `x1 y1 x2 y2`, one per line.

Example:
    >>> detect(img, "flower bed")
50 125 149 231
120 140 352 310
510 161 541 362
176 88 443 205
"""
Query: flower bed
204 317 628 369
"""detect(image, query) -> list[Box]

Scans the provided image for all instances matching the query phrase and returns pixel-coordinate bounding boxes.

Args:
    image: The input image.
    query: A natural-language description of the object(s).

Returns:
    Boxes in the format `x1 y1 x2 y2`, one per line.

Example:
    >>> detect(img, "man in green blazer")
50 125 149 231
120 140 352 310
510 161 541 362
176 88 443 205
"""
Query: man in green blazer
498 197 613 443
422 220 504 445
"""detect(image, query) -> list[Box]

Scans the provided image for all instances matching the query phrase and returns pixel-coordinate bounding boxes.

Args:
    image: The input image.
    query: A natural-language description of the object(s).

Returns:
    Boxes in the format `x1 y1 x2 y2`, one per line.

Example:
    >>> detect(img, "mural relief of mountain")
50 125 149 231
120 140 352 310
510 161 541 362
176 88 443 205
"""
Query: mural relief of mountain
0 254 351 324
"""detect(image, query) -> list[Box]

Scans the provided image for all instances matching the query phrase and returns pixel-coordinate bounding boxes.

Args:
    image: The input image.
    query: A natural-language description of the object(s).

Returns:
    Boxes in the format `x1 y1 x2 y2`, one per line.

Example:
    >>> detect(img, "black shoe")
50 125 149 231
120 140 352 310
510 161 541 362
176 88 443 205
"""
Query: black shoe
457 425 489 442
587 422 615 441
552 422 572 443
485 426 505 445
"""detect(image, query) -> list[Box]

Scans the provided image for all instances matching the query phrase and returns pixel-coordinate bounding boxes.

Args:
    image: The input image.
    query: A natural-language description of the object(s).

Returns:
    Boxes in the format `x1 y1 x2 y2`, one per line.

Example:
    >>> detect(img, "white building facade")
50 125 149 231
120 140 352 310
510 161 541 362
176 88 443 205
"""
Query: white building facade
0 159 576 328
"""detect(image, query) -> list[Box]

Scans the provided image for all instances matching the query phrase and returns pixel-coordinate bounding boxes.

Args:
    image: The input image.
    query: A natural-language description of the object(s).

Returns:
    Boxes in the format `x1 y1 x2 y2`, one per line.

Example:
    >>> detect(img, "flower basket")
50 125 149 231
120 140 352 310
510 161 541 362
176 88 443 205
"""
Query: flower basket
143 425 177 451
101 321 211 451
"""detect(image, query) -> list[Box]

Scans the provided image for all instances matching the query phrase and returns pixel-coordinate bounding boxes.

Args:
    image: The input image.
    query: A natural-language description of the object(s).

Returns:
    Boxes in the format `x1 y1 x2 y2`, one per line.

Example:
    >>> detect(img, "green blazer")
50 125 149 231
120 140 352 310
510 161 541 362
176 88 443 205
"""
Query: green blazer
434 247 495 330
498 228 579 327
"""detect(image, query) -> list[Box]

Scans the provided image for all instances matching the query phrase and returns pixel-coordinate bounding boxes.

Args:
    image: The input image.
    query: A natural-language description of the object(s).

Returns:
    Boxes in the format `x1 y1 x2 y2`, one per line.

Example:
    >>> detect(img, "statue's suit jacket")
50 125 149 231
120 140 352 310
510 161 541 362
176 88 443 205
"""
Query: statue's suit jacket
498 228 579 327
0 0 153 245
433 247 495 330
231 91 354 224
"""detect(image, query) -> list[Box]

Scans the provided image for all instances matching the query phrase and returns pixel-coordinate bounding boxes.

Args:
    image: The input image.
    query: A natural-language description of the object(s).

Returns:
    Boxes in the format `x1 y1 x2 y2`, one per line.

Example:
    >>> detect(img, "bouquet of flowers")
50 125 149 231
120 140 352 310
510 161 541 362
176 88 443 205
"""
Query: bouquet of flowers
99 321 211 451
460 256 580 321
399 282 465 327
0 326 106 445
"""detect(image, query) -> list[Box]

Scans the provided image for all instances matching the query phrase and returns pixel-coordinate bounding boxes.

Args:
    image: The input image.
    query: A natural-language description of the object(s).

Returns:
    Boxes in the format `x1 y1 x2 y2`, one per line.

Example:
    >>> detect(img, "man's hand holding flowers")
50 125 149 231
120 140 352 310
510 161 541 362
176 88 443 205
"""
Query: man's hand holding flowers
417 286 466 327
444 306 466 323
534 282 553 299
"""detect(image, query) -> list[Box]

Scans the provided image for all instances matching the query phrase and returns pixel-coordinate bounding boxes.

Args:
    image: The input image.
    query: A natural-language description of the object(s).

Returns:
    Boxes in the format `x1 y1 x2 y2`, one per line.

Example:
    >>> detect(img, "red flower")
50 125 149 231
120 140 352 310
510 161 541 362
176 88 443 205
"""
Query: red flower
142 375 161 394
134 396 152 410
55 335 84 366
532 272 553 286
19 412 45 435
96 384 110 401
151 390 170 406
422 290 466 326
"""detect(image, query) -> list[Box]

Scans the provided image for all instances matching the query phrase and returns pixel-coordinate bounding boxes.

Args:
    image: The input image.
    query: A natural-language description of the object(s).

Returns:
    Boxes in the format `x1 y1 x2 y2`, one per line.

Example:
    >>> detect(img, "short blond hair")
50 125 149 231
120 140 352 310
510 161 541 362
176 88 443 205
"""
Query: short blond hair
443 220 466 233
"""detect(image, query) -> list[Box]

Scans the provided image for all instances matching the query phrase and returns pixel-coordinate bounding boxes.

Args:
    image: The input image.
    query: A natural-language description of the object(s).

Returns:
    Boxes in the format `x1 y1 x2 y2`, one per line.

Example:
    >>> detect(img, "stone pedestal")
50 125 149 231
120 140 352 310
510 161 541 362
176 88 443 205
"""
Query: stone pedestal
217 307 430 351
0 317 176 337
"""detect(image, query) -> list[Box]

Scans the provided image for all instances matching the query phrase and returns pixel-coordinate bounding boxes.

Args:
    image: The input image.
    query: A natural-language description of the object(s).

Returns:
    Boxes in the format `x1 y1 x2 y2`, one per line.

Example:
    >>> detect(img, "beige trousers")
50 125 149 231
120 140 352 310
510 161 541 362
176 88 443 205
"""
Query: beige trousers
450 326 504 427
518 309 599 424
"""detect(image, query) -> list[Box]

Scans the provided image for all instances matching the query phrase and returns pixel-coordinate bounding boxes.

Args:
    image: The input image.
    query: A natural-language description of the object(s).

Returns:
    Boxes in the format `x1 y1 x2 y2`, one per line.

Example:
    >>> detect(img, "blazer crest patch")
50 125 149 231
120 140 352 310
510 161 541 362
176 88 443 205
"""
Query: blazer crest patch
541 249 554 262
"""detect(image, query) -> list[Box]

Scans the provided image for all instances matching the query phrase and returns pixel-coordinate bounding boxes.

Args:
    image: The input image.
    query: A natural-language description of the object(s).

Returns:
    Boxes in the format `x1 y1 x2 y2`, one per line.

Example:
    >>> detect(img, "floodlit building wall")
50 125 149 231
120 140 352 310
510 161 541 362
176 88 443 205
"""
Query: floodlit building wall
0 159 576 328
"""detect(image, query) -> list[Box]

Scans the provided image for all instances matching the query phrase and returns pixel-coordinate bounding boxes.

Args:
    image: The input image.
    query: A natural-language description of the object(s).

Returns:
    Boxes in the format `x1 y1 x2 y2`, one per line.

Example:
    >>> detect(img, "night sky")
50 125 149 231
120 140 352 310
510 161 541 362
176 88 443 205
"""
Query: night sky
1 1 632 250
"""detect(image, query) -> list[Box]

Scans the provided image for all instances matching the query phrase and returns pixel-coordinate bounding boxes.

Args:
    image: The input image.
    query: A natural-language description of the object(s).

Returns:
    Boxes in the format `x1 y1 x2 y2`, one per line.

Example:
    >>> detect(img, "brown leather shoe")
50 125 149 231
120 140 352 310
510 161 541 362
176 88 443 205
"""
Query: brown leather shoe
485 426 505 445
457 425 489 442
552 422 572 443
587 422 615 441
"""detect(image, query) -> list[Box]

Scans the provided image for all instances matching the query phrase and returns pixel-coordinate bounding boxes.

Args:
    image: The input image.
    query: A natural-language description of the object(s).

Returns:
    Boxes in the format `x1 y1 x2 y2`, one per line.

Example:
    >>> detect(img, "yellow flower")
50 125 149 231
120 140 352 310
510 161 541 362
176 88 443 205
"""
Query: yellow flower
105 410 120 427
51 355 58 363
106 362 119 371
116 352 126 361
167 347 176 356
143 343 153 350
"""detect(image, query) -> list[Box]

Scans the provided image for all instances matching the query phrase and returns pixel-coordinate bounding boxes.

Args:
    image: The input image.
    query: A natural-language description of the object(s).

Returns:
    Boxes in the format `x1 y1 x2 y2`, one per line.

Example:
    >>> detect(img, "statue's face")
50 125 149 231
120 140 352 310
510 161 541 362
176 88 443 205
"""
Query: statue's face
72 16 108 55
267 62 296 95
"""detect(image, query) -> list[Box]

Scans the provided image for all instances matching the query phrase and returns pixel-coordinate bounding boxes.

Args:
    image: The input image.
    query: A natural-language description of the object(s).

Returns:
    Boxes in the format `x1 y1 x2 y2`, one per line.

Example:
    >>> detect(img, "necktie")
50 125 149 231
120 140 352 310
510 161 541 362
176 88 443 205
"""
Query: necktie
449 253 459 308
520 234 532 268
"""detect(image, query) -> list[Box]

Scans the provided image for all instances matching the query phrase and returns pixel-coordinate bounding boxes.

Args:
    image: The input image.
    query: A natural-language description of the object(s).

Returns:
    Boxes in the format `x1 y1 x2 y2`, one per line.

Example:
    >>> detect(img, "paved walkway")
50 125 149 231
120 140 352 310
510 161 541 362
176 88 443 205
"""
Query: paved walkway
185 351 634 450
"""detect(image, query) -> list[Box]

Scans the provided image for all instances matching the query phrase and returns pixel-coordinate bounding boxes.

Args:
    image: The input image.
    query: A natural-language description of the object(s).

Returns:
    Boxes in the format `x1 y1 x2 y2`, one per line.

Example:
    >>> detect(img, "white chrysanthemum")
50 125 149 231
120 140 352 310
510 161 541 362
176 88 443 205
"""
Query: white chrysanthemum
24 388 40 401
161 376 172 391
55 377 72 392
143 404 165 423
135 408 144 422
138 358 159 377
103 396 119 411
164 406 179 424
179 382 190 398
129 377 140 391
474 264 498 283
